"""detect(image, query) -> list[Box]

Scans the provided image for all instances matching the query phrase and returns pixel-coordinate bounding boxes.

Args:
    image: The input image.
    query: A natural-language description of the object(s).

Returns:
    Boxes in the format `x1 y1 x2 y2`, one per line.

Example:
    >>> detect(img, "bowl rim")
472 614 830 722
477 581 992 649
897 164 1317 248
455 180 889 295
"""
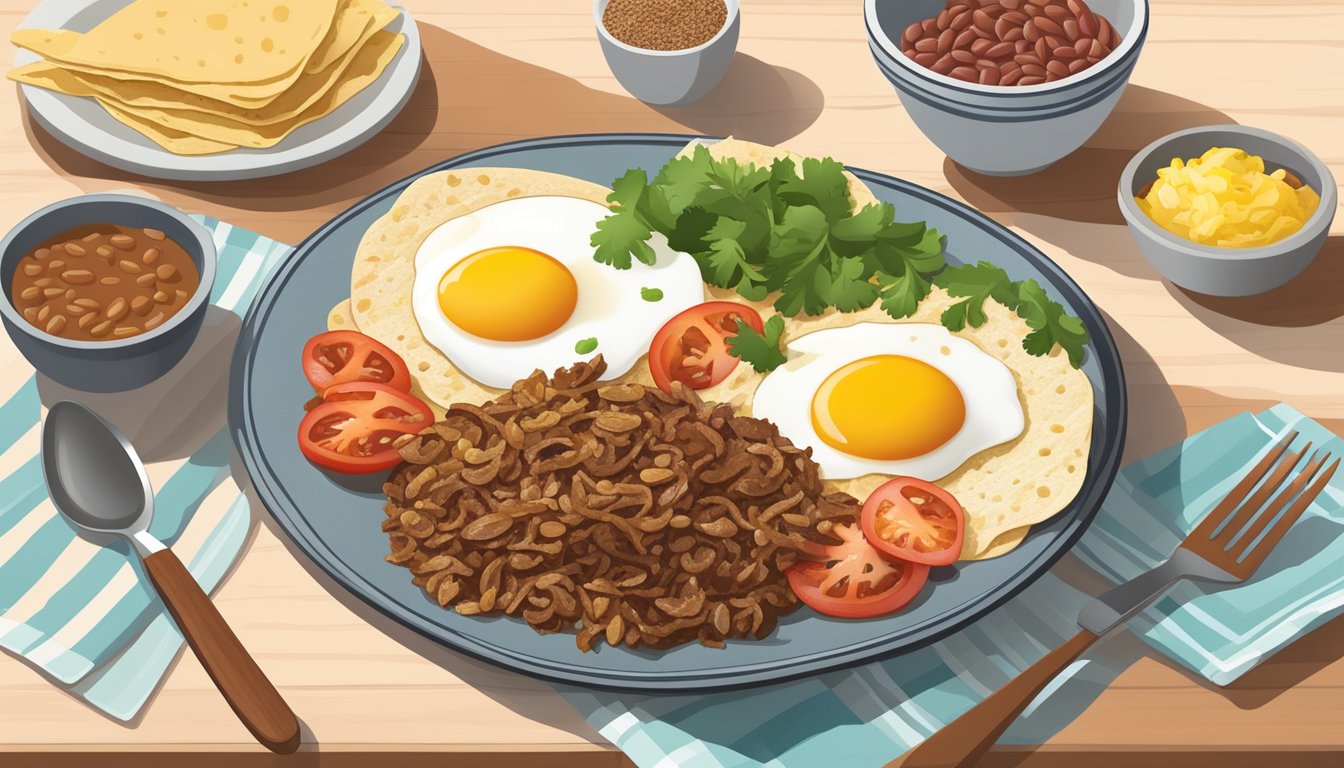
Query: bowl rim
1116 124 1339 261
593 0 740 57
864 0 1149 97
870 48 1134 119
0 193 217 350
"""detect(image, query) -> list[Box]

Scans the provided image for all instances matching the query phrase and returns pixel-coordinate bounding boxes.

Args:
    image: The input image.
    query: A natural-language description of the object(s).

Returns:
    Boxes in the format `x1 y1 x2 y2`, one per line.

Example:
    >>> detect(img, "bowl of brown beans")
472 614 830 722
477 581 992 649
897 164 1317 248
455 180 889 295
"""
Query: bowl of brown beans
595 0 740 106
865 0 1148 175
0 194 216 392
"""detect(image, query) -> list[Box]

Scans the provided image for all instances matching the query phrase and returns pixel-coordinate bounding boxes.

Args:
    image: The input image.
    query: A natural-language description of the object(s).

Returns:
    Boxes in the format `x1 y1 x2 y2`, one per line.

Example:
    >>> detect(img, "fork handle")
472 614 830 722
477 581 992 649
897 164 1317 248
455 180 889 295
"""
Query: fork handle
891 629 1098 768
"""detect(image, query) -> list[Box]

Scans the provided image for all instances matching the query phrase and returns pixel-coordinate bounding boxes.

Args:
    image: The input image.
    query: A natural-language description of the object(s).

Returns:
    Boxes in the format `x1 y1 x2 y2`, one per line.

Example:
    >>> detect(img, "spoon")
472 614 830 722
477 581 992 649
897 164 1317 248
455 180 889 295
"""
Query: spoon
42 401 300 754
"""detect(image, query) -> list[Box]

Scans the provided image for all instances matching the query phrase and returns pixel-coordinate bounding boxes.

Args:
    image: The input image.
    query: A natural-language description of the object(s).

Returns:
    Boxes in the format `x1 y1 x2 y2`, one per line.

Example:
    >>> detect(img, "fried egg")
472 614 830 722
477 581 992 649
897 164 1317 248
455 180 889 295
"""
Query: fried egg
410 196 704 389
751 323 1024 480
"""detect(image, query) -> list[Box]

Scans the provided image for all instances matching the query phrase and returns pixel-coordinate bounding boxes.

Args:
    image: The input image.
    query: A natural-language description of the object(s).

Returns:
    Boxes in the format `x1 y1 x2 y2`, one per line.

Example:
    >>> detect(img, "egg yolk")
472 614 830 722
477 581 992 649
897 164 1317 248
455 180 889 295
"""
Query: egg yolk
810 355 966 461
437 246 578 342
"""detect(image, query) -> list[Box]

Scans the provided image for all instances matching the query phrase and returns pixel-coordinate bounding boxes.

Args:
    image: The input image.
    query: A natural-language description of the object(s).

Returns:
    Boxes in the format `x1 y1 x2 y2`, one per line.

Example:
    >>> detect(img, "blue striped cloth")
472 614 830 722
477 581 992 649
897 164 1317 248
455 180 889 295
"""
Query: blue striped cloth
562 405 1344 767
0 216 291 721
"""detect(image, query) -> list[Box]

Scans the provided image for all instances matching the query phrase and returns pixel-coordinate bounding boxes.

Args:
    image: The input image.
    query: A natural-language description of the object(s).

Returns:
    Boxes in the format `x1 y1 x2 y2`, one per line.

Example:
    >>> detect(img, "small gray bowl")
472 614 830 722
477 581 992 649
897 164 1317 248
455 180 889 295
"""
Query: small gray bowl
1118 125 1337 297
866 0 1148 175
0 194 217 392
595 0 740 106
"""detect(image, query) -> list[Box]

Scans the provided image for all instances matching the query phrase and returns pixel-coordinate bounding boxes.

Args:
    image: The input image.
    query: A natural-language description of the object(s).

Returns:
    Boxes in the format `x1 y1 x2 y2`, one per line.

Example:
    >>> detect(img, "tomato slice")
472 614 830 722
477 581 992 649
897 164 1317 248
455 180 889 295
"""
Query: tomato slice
303 330 412 395
785 523 929 618
297 382 433 474
648 301 764 391
861 477 966 567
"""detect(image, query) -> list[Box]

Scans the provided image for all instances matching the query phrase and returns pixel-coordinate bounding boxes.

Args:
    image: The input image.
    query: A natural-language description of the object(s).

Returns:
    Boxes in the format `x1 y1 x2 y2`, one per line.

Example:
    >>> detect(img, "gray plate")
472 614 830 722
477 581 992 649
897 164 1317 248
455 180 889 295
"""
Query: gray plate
14 0 421 182
229 134 1127 691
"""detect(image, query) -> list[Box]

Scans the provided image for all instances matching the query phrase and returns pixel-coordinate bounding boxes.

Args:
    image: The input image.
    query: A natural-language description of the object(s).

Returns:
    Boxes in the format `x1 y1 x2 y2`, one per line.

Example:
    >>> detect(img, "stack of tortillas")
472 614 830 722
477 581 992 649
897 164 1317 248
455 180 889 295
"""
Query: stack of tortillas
9 0 405 155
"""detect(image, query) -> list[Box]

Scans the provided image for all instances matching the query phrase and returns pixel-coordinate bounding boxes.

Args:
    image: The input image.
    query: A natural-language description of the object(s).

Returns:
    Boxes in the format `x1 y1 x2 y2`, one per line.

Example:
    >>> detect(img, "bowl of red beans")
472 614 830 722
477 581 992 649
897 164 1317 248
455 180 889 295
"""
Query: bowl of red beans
865 0 1148 175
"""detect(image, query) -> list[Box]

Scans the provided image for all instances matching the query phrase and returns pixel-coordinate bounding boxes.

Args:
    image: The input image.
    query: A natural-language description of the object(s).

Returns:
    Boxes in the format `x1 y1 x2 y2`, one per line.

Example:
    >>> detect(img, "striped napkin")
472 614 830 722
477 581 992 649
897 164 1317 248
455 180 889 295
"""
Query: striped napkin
561 404 1344 767
0 216 291 721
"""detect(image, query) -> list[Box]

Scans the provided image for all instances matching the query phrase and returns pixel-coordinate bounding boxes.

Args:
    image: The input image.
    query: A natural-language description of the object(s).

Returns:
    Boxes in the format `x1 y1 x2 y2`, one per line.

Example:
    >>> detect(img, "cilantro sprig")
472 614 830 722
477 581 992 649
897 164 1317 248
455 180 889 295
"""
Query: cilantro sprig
934 262 1090 367
590 145 1089 368
726 316 787 373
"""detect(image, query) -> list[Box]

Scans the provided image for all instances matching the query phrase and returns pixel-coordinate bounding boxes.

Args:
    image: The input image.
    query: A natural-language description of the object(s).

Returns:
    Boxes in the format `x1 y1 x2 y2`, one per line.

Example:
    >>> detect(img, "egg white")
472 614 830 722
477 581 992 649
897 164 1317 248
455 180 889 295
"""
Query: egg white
411 196 704 389
751 323 1024 481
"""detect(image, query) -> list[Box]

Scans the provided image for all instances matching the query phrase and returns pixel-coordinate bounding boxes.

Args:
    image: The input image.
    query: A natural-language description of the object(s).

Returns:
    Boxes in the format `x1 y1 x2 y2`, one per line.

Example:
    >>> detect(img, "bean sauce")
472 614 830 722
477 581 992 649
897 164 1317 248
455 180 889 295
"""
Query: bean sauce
10 224 200 341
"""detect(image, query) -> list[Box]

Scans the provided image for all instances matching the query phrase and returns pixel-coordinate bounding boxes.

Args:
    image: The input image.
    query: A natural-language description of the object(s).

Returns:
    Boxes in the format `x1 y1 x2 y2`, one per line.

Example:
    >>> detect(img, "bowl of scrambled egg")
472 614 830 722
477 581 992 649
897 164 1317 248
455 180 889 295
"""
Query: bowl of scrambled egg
1119 124 1335 297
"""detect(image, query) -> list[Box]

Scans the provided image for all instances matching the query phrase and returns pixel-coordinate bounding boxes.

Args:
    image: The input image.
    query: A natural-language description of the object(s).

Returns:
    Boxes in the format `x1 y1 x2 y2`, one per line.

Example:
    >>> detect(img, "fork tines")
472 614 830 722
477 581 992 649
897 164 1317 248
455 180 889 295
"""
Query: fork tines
1186 430 1340 578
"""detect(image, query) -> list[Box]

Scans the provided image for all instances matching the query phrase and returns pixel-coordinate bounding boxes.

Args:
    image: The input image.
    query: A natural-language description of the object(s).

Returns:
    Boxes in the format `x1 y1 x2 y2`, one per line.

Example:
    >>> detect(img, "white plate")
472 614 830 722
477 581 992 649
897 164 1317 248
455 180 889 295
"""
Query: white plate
13 0 422 181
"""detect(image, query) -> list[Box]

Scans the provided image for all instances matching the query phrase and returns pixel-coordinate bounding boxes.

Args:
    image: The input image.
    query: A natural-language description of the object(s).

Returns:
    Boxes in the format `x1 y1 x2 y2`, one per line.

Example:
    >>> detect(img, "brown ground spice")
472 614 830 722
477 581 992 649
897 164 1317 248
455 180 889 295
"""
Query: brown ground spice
603 0 728 51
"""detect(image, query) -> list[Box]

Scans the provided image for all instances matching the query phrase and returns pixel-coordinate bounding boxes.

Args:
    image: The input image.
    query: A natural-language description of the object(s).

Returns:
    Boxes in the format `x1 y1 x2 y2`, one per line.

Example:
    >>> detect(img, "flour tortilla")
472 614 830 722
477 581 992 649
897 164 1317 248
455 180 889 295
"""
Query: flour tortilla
12 0 341 88
8 0 393 122
109 31 401 147
15 31 403 151
343 140 1094 560
327 298 355 330
97 101 237 155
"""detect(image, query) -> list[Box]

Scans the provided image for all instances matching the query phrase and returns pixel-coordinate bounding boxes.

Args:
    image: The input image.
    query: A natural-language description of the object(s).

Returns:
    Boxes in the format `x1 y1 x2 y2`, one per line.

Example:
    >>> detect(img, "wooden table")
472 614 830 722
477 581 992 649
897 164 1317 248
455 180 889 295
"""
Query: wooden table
1 0 1341 765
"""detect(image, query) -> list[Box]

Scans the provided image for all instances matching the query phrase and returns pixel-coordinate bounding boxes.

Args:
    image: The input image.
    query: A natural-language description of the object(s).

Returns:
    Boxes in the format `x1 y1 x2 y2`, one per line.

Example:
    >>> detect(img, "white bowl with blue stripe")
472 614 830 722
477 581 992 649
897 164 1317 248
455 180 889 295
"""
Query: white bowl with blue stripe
865 0 1149 176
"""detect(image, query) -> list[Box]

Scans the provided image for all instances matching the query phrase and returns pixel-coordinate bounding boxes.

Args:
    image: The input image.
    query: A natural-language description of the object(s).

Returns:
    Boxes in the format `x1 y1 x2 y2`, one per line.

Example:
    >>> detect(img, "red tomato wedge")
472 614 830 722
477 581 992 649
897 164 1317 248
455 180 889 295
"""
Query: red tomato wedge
785 522 930 618
297 382 433 474
303 330 412 396
861 477 966 567
648 302 764 391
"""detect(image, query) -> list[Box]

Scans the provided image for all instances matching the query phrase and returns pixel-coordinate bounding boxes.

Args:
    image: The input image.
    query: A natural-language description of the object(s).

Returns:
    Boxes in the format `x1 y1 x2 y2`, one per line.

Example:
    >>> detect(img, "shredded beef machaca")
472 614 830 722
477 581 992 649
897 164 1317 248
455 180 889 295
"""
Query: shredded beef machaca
381 356 858 651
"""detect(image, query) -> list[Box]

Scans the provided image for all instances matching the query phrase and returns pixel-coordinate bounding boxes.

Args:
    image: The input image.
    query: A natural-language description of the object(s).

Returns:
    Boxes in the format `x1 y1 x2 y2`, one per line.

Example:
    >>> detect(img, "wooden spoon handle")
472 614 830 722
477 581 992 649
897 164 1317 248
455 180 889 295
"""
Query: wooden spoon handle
143 548 300 754
892 629 1099 768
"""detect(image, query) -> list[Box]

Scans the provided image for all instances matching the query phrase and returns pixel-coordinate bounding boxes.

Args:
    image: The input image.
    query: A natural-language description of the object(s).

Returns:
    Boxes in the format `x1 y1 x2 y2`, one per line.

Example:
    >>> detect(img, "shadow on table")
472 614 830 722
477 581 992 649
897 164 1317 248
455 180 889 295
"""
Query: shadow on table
651 53 824 145
1218 613 1344 710
942 85 1236 230
33 306 241 464
1104 312 1188 462
1165 236 1344 374
22 23 823 245
934 88 1238 285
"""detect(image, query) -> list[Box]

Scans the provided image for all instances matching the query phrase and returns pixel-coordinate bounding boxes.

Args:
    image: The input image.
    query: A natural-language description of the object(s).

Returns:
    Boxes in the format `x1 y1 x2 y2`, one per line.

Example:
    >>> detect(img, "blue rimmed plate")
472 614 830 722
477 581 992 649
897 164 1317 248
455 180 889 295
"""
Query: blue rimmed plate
229 134 1126 691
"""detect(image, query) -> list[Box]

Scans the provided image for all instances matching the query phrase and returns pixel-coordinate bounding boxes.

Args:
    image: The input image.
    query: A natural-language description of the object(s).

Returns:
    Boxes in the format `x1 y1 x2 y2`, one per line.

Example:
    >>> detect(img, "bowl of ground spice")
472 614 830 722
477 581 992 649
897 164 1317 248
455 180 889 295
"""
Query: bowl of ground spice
595 0 739 106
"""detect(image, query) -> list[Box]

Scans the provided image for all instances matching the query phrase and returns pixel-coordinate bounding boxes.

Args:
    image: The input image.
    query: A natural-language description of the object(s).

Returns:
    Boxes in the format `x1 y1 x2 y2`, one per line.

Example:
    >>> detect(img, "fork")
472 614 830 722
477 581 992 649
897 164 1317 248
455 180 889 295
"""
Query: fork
893 432 1339 768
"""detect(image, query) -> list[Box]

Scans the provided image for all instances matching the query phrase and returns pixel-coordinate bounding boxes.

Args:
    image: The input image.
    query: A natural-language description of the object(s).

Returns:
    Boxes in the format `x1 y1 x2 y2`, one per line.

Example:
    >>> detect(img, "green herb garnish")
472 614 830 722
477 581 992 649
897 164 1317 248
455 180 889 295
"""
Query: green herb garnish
934 262 1090 367
591 145 945 320
726 316 788 373
575 337 598 354
640 286 664 302
590 145 1089 367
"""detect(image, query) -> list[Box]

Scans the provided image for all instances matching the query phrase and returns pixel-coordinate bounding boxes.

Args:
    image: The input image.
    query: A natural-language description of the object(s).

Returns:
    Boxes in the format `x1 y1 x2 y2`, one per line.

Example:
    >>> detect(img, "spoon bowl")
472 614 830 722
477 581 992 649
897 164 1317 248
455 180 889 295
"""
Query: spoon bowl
42 401 161 553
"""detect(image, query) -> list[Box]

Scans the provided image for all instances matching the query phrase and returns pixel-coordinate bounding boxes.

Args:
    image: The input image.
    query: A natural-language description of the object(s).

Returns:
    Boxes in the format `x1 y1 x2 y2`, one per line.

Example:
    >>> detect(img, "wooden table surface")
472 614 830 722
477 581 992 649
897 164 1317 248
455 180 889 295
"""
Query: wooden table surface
1 0 1342 765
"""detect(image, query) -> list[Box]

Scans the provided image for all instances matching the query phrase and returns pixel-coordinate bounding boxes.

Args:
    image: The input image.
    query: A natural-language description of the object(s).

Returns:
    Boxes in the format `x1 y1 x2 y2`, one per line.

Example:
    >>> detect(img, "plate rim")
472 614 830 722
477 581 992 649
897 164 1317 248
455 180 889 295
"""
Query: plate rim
14 0 422 182
228 132 1128 691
